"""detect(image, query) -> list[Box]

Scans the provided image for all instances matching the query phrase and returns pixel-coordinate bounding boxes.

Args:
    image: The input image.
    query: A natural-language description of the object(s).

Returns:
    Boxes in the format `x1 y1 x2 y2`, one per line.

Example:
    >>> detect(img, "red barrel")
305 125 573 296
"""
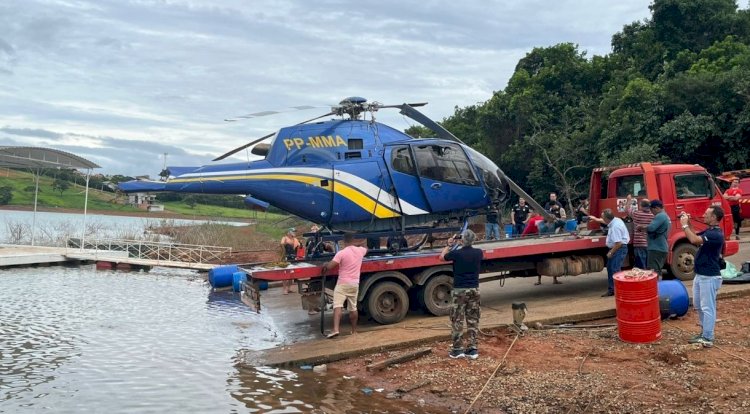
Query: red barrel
614 270 661 343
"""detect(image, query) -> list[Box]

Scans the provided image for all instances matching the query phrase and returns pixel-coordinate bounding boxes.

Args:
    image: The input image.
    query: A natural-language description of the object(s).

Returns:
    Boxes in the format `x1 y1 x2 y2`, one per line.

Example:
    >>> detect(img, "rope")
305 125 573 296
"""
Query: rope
464 333 520 414
666 321 750 364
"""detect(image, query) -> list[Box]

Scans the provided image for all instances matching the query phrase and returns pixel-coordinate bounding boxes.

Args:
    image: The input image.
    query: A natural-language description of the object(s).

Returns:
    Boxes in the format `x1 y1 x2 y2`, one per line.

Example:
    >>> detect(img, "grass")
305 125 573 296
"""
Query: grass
0 171 140 212
0 169 276 218
0 168 308 242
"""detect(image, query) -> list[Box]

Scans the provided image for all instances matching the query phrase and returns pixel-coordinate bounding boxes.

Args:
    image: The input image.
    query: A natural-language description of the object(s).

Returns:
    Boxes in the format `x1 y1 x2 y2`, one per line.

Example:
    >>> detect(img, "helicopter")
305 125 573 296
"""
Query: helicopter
119 97 546 242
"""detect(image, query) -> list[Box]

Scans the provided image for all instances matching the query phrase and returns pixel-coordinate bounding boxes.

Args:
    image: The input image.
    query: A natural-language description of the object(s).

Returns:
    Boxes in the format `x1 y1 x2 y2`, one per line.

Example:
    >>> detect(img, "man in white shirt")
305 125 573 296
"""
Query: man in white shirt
590 208 630 297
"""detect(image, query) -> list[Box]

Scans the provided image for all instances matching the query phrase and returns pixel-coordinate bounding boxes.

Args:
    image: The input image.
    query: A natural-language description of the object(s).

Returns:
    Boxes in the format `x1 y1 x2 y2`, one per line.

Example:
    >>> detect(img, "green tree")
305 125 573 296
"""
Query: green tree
403 125 433 138
0 186 12 205
184 195 197 209
52 179 71 195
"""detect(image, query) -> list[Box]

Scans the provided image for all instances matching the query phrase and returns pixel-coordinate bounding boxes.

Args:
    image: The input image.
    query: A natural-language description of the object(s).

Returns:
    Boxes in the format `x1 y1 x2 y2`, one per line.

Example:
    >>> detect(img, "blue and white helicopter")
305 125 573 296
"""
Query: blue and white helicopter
119 97 539 245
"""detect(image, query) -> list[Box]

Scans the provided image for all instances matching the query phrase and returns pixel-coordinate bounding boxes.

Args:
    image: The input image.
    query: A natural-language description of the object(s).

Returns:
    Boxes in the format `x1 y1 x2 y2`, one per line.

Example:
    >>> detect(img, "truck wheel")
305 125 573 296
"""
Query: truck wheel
366 281 409 324
419 274 453 316
670 243 698 281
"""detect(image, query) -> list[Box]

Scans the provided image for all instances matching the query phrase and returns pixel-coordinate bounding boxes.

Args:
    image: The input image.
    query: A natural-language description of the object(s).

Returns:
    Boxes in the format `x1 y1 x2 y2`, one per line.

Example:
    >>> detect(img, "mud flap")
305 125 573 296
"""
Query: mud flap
241 281 261 313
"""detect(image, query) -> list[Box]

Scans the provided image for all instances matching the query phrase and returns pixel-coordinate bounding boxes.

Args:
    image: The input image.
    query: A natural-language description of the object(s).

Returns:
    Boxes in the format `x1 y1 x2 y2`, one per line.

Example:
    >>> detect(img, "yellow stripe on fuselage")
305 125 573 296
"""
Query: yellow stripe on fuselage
170 173 401 219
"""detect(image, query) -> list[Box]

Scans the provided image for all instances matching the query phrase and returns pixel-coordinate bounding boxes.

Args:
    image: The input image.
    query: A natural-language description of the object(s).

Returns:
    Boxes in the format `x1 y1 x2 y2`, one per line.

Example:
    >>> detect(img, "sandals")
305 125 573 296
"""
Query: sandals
326 332 339 339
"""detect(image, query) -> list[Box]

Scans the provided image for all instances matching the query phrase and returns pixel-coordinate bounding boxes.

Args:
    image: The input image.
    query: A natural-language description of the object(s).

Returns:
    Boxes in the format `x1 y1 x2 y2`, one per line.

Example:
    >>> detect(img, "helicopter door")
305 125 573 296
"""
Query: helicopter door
384 145 430 214
332 162 397 224
412 143 484 212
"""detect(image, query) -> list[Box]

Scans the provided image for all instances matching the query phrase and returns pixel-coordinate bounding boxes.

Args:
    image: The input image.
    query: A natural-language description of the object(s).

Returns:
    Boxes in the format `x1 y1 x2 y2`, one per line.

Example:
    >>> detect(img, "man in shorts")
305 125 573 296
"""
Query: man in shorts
321 233 367 338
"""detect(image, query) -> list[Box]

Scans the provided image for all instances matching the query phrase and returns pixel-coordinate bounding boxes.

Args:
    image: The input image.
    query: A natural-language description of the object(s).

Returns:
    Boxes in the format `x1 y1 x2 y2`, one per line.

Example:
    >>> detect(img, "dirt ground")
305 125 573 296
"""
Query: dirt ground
330 293 750 413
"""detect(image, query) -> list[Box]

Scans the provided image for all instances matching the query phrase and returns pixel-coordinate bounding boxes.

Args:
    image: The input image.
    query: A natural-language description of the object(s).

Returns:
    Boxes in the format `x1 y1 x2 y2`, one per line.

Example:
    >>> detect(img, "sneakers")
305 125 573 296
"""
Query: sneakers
448 349 465 359
688 336 714 348
464 348 479 360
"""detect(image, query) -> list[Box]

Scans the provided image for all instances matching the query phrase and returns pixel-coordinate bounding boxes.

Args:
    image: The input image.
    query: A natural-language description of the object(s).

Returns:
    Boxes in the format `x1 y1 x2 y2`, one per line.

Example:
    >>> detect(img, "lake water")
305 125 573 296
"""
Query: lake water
0 266 438 413
0 210 249 246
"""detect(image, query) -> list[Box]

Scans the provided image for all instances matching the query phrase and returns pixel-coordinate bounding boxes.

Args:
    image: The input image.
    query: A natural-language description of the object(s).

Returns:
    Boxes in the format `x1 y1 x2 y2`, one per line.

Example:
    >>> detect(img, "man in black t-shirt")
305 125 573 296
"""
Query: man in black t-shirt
440 229 483 360
681 207 725 348
511 198 531 237
485 206 500 240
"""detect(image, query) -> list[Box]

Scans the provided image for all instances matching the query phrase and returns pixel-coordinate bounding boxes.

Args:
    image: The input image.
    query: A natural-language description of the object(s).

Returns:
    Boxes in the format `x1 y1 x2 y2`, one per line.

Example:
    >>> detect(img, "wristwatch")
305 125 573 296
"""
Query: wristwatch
681 224 689 229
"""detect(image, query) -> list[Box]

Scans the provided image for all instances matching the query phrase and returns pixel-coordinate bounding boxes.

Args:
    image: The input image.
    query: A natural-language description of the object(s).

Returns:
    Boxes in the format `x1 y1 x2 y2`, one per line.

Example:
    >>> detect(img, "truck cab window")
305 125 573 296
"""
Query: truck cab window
615 175 645 197
674 174 712 199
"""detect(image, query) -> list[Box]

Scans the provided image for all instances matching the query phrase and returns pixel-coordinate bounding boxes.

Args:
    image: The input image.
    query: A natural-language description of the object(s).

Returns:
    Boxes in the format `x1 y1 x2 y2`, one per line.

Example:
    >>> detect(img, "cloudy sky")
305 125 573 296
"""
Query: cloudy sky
0 0 652 177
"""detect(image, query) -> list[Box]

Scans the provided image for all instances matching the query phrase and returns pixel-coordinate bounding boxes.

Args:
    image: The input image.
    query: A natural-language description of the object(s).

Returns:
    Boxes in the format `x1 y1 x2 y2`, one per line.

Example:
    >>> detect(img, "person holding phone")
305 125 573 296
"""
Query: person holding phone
681 207 725 348
439 230 483 359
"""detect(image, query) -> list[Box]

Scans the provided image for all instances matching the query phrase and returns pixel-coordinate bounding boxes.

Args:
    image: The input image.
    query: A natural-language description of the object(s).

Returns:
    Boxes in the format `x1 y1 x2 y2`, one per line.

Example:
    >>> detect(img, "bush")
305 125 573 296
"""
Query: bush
0 186 12 205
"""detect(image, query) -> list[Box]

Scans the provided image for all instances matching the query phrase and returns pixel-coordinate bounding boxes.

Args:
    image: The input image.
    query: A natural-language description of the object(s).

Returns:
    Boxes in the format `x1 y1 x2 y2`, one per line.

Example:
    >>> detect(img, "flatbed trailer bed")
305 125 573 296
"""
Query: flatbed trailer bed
241 231 610 324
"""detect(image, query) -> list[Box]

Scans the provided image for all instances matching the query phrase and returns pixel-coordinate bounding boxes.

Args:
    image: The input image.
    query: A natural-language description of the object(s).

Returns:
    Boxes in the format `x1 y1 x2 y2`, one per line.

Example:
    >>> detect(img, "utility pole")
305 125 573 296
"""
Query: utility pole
163 152 168 170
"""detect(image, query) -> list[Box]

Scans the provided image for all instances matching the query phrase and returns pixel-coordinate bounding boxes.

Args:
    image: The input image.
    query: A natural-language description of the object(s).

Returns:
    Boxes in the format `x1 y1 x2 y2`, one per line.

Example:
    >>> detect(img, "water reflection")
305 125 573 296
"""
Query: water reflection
228 364 442 414
0 266 443 413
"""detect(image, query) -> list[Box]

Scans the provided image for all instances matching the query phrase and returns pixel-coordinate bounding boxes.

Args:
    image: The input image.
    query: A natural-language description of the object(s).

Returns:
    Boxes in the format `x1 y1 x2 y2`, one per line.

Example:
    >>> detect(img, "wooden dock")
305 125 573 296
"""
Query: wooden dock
0 243 217 271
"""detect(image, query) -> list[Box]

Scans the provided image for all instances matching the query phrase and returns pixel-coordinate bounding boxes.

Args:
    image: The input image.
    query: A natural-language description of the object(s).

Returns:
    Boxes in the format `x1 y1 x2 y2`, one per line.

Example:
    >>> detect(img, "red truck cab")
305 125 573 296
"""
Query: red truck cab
588 162 740 280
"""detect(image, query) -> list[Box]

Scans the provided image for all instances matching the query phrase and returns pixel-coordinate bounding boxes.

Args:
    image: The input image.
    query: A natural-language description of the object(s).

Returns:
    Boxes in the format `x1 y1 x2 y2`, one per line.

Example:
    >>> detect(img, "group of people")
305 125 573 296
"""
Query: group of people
589 198 726 348
491 192 588 239
291 185 735 353
588 197 671 297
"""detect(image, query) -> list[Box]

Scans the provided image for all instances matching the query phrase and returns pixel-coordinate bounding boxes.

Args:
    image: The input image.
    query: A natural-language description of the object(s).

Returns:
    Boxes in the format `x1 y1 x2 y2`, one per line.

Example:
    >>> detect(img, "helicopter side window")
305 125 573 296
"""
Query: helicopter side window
348 139 363 150
414 144 478 185
391 146 416 175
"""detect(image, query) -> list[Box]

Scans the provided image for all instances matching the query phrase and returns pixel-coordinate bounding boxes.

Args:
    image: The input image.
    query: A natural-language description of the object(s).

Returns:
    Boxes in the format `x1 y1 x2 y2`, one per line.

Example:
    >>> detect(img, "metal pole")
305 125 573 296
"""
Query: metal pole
81 170 91 251
31 170 39 246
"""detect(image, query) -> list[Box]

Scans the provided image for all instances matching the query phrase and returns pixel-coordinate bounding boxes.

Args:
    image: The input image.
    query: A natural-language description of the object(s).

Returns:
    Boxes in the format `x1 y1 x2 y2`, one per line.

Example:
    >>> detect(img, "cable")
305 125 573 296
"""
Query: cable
464 333 520 414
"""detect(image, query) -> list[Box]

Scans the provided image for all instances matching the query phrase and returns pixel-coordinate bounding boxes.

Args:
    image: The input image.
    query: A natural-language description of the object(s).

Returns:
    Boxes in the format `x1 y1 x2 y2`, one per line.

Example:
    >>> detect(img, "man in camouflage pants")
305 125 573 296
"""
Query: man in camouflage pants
440 229 484 359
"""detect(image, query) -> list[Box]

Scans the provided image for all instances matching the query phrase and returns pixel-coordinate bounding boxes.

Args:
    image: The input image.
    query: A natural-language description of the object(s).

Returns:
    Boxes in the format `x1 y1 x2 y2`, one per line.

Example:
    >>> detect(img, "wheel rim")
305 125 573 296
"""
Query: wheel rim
432 284 451 306
377 292 400 316
676 252 694 274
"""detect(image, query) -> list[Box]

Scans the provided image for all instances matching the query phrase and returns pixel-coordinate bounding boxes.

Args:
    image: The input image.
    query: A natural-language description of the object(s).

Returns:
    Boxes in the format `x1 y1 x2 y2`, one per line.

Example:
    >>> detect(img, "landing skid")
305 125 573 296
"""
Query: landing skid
302 226 462 258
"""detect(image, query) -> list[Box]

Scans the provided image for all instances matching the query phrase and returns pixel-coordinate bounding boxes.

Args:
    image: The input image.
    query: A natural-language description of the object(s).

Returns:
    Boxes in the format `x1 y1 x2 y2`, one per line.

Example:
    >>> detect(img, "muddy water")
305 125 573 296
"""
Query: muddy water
0 266 441 413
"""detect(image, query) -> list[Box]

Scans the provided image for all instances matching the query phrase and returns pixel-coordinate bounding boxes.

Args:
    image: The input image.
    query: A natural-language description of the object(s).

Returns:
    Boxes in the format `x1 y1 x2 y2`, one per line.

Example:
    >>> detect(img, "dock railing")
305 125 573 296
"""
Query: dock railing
66 238 232 264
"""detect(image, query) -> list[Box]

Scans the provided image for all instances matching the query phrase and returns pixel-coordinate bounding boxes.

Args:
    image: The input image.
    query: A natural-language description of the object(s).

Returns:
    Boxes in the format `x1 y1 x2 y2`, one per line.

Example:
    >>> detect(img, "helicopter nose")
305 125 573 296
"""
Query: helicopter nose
493 169 510 203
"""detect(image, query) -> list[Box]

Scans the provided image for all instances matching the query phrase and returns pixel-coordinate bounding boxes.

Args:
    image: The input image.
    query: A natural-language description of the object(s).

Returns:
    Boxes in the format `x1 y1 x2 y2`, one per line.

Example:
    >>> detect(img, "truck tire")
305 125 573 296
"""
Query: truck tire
419 274 453 316
670 243 698 281
366 281 409 325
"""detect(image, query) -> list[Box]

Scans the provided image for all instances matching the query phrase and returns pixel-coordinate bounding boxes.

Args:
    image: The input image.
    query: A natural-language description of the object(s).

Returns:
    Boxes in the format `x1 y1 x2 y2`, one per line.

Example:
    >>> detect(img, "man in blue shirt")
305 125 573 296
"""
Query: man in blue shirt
590 209 630 297
681 206 725 348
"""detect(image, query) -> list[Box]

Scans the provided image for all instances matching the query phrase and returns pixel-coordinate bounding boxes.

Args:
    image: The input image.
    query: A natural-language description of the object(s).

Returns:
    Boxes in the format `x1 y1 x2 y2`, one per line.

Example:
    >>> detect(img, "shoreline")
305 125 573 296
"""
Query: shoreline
0 205 255 223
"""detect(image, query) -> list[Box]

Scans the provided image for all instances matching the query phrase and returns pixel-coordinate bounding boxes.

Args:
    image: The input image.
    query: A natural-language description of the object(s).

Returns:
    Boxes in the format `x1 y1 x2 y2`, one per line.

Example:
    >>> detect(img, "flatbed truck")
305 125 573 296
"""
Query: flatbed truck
242 162 740 324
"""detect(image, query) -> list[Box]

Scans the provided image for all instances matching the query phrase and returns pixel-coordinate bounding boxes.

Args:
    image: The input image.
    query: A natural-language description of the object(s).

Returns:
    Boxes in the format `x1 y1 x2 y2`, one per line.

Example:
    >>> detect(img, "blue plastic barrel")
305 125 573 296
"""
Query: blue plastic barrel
565 219 577 232
232 271 247 292
208 264 239 288
504 224 513 238
657 280 690 319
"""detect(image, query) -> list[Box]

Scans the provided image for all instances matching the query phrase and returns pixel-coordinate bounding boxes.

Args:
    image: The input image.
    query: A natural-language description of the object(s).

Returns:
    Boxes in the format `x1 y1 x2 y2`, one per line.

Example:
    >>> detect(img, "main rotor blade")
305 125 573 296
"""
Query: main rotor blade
213 111 336 161
224 105 325 122
212 132 276 161
397 104 464 144
378 102 428 109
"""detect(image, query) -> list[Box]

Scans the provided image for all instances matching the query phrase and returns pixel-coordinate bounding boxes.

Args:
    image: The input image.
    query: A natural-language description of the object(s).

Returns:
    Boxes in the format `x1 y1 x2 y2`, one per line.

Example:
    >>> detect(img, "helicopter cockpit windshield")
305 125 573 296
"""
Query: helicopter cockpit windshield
464 146 506 201
413 144 478 185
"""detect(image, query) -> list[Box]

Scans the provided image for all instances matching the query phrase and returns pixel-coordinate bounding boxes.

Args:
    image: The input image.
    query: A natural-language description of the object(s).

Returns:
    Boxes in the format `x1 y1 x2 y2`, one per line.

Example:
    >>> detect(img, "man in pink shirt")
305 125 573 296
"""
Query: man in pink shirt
321 233 367 338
